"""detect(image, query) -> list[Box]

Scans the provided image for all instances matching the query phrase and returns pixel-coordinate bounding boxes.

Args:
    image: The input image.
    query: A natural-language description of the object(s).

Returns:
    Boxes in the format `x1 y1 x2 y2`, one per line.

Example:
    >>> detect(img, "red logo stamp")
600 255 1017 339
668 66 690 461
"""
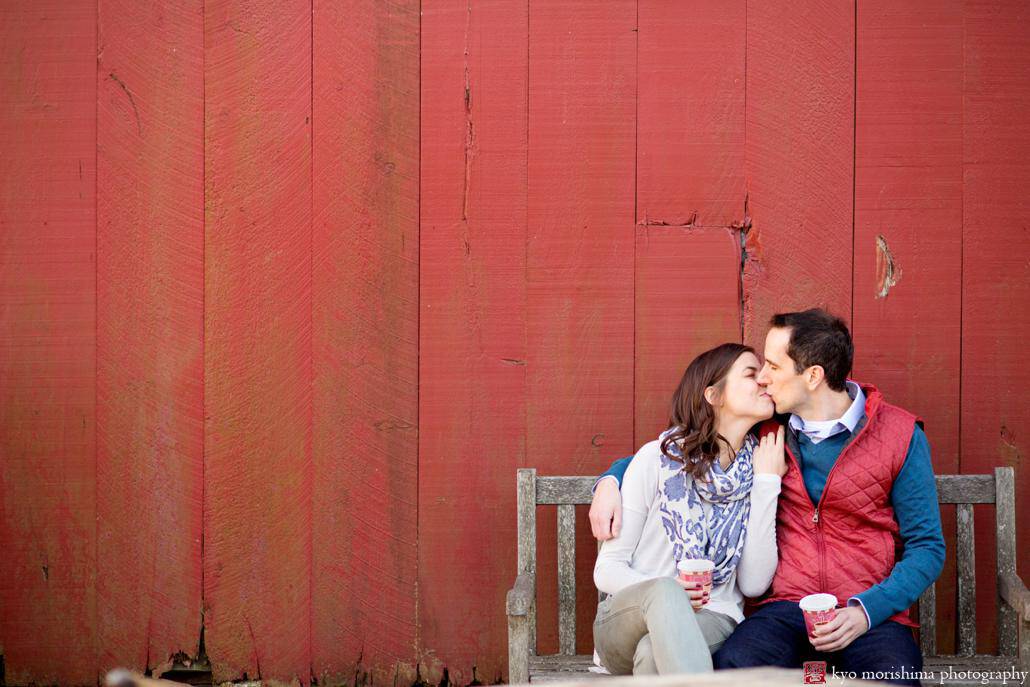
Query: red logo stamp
803 661 827 684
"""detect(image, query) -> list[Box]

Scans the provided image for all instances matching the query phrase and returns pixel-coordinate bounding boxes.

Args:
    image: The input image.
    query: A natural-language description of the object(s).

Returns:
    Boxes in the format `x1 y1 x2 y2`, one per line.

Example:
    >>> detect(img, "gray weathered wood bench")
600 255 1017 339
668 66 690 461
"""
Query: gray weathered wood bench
506 467 1028 685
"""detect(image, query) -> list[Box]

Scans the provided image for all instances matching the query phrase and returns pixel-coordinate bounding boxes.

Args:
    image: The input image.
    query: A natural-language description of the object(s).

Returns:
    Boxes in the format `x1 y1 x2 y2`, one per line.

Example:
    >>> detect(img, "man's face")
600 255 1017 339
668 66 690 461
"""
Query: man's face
757 326 810 415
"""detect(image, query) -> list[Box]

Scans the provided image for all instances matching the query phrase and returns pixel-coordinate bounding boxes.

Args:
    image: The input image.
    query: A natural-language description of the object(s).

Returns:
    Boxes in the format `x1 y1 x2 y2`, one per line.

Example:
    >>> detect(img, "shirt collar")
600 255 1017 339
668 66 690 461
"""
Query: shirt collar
839 381 866 431
788 381 865 440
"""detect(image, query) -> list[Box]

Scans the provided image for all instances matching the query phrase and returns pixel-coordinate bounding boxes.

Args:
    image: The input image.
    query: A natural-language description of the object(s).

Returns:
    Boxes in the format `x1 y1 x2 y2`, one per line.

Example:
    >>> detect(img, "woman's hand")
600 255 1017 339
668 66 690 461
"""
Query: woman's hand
674 576 709 611
753 425 787 477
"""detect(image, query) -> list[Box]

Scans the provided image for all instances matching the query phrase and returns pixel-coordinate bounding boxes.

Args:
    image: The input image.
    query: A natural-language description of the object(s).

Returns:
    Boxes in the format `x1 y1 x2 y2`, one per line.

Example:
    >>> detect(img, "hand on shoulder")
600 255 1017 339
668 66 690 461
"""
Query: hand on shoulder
753 425 787 478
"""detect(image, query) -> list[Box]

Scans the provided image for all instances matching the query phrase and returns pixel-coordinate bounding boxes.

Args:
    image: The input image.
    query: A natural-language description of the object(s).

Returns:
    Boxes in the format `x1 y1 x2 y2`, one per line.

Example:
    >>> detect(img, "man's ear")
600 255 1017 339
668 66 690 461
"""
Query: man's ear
805 365 825 390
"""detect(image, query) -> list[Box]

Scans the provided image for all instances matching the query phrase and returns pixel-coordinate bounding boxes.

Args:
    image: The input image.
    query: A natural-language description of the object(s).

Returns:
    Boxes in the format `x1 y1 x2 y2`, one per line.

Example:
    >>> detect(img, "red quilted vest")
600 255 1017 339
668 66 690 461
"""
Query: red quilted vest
758 382 920 628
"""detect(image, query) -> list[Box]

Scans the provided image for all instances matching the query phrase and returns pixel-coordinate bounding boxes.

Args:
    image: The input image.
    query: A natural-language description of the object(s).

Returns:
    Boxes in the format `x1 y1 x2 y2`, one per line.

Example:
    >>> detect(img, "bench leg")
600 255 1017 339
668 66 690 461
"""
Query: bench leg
509 613 530 684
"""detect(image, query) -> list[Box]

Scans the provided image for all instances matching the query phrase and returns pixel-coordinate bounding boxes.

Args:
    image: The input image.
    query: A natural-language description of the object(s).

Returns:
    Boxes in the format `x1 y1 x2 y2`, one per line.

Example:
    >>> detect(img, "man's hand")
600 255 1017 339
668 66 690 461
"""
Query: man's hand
753 425 787 477
810 605 869 652
589 477 623 541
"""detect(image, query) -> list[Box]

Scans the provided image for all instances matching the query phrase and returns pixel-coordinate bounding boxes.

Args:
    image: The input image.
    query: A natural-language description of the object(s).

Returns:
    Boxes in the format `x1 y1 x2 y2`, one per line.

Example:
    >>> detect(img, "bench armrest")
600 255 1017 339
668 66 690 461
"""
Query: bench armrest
1000 571 1030 618
506 572 535 617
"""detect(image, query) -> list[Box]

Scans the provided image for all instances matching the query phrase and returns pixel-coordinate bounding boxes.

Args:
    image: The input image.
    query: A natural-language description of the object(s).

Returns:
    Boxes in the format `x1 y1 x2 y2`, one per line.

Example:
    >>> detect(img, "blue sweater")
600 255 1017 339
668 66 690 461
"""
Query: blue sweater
598 424 945 629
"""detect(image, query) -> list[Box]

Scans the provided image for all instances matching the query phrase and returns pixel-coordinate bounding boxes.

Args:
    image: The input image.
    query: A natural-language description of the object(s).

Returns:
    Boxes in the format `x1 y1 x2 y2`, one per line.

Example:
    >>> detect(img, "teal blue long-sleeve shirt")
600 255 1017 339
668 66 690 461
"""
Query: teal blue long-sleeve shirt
597 424 945 629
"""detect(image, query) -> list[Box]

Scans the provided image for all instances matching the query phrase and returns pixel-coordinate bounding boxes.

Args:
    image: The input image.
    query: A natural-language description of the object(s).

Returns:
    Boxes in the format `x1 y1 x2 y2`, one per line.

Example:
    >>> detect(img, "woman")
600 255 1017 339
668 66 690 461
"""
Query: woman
592 343 787 675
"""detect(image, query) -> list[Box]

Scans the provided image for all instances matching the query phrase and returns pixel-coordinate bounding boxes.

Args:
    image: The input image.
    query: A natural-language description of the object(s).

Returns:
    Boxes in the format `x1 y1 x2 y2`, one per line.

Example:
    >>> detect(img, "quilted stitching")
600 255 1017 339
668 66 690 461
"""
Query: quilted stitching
761 384 921 627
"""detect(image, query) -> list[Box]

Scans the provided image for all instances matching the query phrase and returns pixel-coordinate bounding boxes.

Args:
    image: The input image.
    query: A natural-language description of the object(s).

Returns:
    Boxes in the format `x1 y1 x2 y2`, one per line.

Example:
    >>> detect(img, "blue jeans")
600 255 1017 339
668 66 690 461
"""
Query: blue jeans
713 601 923 686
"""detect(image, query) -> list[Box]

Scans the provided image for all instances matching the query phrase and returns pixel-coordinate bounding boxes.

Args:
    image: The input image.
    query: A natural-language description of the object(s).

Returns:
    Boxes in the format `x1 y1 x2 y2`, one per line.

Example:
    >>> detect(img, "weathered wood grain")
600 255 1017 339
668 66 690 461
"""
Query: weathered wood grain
936 475 995 504
527 0 636 657
0 3 97 683
96 0 204 676
637 0 745 228
418 1 528 681
852 0 963 652
558 504 577 656
537 477 596 506
203 0 312 682
517 469 539 659
634 228 742 447
961 0 1030 655
742 0 854 346
956 503 976 656
311 0 419 684
995 468 1019 655
919 583 937 656
634 2 745 448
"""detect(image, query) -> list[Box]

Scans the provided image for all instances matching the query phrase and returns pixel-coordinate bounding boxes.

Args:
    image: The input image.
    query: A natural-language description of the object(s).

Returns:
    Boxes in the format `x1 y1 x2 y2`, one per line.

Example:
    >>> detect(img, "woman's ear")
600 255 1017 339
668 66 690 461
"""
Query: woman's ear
703 385 718 406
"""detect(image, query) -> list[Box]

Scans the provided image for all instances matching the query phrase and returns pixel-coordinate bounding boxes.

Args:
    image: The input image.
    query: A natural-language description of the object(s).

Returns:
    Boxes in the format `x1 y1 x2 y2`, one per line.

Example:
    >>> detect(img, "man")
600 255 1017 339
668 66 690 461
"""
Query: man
589 309 944 686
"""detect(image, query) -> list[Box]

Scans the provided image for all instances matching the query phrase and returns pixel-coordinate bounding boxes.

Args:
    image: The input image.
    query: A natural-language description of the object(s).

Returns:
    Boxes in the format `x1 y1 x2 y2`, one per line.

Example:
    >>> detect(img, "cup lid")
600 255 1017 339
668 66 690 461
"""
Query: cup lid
676 558 715 572
799 593 838 611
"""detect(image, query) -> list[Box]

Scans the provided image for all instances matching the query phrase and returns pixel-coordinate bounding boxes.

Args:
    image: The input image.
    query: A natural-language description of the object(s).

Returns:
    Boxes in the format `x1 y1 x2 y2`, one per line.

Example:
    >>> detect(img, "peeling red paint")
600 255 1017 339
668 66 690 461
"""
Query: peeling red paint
874 234 901 298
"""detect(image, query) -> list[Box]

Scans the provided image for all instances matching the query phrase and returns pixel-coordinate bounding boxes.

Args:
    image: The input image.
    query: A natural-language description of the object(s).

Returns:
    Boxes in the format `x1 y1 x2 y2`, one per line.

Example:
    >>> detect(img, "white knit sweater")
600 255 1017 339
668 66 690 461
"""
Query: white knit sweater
593 439 782 624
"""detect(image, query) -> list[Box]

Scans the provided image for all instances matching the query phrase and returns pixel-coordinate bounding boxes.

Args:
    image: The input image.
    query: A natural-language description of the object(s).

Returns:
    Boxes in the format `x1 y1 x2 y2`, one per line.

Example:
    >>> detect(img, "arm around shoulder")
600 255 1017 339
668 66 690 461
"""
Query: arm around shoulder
593 455 633 493
592 443 662 595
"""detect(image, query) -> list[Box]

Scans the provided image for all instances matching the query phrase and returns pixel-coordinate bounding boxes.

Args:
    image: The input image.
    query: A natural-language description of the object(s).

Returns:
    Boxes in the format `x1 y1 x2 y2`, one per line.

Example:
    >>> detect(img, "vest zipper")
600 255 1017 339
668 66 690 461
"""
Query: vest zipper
816 517 828 592
806 398 878 594
786 443 829 591
812 415 875 521
812 444 851 594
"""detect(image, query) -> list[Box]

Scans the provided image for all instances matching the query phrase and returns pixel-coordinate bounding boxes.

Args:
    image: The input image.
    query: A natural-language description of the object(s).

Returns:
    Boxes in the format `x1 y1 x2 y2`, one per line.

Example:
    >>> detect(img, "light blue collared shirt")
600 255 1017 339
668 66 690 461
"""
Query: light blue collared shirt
788 380 865 443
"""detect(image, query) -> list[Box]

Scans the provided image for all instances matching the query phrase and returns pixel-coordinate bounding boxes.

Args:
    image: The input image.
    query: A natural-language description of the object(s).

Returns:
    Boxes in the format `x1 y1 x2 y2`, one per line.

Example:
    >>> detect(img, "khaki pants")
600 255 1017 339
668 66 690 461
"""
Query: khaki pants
593 577 737 675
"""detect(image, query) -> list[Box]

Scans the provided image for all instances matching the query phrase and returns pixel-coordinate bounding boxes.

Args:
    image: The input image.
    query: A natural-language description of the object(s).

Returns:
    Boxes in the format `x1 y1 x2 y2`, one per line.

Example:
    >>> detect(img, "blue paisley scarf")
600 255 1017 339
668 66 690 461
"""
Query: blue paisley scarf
657 429 756 587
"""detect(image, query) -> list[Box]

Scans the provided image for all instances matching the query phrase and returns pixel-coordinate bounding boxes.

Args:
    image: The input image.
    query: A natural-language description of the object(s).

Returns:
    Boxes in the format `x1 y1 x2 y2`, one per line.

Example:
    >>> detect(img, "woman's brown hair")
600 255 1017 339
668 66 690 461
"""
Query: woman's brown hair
660 342 755 480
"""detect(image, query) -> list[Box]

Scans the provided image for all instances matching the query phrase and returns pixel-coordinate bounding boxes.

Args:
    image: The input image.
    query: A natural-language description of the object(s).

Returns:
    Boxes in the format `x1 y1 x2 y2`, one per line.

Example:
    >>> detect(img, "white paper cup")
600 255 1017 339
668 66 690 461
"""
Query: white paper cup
800 593 838 637
676 559 714 603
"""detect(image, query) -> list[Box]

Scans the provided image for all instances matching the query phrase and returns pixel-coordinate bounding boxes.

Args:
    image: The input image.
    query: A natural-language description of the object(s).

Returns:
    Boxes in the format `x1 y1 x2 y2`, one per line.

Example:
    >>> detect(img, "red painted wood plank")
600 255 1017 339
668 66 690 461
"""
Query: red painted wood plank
96 1 204 674
311 0 419 683
203 1 312 682
742 0 855 346
961 0 1030 654
527 0 636 656
634 228 742 446
0 3 97 684
637 0 745 228
636 0 745 447
418 1 528 682
852 0 963 653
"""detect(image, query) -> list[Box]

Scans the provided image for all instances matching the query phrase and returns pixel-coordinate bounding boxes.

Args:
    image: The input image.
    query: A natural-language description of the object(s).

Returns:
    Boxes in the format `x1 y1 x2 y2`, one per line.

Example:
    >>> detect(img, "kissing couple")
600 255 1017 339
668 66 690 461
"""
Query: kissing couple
589 308 943 687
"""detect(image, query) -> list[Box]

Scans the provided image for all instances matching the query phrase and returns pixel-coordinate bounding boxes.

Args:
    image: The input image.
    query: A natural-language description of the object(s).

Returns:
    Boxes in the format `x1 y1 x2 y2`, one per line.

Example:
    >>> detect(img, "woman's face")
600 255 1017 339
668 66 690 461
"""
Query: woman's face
711 351 774 422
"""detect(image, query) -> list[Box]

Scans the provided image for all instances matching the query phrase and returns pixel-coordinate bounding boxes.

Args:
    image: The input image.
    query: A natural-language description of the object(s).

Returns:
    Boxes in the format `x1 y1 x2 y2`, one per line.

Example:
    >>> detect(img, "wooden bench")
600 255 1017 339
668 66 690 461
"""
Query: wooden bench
506 467 1029 685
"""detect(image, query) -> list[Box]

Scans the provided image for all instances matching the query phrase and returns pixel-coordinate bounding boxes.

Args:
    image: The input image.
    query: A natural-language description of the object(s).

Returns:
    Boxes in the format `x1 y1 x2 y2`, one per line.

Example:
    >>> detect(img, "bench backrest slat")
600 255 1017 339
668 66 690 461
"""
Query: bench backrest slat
996 467 1018 655
537 477 594 505
937 474 995 503
558 504 577 655
517 469 538 655
536 475 998 506
919 583 937 656
956 502 977 656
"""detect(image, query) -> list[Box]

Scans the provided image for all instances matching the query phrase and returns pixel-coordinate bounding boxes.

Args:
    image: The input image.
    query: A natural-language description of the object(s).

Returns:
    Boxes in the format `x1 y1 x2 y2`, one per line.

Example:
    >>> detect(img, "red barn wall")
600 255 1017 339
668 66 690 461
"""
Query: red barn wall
2 0 1028 684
